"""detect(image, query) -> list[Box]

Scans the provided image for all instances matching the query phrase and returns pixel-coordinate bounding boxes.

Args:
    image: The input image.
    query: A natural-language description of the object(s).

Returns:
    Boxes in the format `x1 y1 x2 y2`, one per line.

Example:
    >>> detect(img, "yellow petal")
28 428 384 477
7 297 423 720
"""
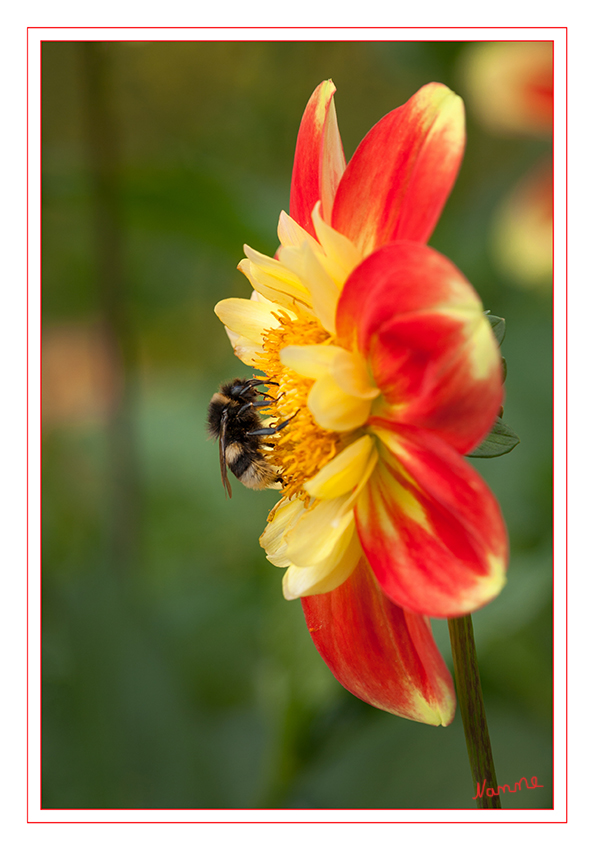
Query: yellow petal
227 333 264 366
239 248 313 313
286 497 354 567
280 343 338 379
277 210 319 251
243 244 304 288
280 344 376 431
305 435 377 500
330 347 380 399
260 497 306 567
282 532 361 599
214 297 280 343
279 241 339 333
311 201 362 284
308 372 372 432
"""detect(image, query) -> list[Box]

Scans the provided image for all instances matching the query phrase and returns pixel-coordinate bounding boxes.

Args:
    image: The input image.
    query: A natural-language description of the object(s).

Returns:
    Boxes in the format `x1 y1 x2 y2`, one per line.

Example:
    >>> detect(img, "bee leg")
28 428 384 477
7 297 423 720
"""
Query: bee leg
237 379 278 398
252 382 278 401
247 411 297 437
237 399 274 416
253 379 278 388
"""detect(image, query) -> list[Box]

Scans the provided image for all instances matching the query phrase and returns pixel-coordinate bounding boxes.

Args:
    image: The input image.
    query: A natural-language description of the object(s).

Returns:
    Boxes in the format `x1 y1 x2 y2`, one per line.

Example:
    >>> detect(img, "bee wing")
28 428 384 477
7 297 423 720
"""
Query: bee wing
218 409 233 499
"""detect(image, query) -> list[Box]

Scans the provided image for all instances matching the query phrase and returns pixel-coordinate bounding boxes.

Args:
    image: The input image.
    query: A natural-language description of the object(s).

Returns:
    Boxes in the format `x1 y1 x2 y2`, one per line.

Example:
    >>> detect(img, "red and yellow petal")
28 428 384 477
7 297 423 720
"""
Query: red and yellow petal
355 424 507 619
290 80 346 237
336 242 503 453
331 83 465 255
301 558 455 725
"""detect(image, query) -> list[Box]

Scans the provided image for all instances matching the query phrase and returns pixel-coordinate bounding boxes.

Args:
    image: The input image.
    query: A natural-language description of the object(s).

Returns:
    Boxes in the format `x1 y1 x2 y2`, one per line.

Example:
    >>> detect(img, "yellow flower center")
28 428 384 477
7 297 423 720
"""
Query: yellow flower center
254 310 344 503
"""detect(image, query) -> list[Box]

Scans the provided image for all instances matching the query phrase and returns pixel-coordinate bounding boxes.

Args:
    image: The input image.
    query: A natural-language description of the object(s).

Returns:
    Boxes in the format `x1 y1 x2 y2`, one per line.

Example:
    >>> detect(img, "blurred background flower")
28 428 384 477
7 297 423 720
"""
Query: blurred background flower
42 41 552 810
459 41 553 289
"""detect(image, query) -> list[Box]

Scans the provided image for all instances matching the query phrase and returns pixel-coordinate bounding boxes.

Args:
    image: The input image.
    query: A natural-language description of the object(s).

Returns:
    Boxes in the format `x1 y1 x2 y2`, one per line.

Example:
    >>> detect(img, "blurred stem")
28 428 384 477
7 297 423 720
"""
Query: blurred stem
448 615 502 809
80 42 141 570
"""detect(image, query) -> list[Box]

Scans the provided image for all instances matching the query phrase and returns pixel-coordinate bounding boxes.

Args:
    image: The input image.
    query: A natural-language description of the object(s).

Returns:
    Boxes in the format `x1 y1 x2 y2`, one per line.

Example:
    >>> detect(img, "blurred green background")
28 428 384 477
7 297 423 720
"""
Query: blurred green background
42 41 552 810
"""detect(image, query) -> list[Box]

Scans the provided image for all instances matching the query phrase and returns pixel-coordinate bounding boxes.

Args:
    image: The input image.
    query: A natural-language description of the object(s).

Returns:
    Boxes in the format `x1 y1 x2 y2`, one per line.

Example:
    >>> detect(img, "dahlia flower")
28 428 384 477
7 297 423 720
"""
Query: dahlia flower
214 80 507 725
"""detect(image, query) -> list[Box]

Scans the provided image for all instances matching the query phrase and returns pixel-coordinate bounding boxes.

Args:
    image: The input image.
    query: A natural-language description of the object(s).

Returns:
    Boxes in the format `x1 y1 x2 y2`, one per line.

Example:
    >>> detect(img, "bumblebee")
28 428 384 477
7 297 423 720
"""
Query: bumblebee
207 378 292 498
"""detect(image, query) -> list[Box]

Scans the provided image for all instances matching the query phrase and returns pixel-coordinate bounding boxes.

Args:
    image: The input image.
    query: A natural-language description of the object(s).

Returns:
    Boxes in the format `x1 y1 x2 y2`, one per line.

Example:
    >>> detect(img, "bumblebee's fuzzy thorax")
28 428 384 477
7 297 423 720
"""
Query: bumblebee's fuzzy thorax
207 385 260 439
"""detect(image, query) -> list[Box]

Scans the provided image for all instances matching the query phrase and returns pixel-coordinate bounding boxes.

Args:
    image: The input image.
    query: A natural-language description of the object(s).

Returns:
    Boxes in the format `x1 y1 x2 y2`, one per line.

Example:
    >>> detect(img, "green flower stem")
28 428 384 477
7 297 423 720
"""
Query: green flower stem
448 615 502 809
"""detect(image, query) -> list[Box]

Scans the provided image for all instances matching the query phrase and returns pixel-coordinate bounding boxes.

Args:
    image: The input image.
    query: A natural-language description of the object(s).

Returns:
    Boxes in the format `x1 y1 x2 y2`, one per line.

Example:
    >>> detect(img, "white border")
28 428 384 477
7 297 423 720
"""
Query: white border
551 24 568 828
27 25 567 826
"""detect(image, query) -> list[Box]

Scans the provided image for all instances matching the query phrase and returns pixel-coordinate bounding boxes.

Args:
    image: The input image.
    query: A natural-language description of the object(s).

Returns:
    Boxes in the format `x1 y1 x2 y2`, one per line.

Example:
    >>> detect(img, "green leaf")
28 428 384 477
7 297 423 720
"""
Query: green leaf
467 417 520 458
486 313 506 346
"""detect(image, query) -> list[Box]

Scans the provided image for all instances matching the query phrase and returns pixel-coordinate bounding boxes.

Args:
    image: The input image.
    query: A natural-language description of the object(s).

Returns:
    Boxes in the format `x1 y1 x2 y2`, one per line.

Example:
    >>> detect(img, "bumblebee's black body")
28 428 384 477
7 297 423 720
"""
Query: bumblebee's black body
207 378 284 498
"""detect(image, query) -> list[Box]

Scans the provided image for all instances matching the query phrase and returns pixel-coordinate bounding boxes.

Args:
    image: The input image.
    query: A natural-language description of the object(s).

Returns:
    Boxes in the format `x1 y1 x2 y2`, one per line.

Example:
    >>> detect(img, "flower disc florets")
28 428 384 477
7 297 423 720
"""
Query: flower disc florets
255 311 343 504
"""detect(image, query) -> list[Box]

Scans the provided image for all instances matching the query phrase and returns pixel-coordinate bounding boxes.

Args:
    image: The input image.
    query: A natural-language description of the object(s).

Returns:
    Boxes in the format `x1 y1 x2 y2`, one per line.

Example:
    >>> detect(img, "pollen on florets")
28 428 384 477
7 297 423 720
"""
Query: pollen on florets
254 310 343 503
